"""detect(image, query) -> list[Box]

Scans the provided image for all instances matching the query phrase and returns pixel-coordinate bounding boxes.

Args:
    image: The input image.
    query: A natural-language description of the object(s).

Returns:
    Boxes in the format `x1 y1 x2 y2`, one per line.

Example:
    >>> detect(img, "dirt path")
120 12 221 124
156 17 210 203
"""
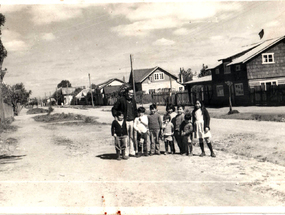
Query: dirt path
0 107 285 213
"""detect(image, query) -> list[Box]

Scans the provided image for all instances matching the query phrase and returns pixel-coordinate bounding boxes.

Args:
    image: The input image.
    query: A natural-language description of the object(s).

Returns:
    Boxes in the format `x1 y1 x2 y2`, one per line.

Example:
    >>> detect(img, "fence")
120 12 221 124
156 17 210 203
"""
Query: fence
140 91 191 106
250 85 285 105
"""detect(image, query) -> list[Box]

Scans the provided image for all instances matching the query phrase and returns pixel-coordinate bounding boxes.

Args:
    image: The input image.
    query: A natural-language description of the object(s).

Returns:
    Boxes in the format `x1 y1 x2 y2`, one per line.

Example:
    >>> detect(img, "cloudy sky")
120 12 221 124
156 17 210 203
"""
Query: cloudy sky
1 1 285 98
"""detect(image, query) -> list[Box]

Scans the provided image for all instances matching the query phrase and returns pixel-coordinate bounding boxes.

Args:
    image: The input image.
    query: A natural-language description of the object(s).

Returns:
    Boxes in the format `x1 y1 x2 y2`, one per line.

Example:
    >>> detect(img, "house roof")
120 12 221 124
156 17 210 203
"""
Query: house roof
103 85 121 95
184 75 212 85
131 66 178 83
97 78 125 89
75 88 93 99
227 36 285 66
206 62 222 71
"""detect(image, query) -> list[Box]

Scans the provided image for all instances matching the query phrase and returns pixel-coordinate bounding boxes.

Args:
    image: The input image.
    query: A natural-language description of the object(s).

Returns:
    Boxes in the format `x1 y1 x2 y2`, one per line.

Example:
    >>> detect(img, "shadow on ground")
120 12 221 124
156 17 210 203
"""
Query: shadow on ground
0 155 26 165
96 153 118 160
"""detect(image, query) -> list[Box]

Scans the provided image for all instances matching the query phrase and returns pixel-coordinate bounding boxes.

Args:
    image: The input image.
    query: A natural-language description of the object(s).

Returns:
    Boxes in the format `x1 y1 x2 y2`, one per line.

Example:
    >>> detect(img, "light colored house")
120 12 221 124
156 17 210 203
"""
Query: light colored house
60 87 76 105
129 66 184 94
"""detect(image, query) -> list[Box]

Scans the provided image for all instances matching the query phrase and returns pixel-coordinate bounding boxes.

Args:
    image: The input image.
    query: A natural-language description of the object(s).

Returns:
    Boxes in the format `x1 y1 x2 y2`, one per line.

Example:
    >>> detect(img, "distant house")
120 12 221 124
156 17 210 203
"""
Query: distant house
185 35 285 106
57 87 76 105
95 78 125 105
129 66 184 94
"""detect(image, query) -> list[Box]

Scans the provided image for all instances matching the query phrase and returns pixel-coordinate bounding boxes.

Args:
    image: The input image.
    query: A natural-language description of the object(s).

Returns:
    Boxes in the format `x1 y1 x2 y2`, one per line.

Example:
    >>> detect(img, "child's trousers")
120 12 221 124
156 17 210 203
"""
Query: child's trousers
115 136 127 152
149 129 160 154
164 140 174 153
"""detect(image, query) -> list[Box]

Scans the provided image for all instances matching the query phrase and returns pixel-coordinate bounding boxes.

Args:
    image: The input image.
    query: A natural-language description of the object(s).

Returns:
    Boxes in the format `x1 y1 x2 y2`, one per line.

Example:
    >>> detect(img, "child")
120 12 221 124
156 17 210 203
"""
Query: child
192 99 216 157
162 115 174 155
148 104 162 155
172 105 185 154
180 112 194 156
111 111 128 160
166 104 177 121
134 107 149 157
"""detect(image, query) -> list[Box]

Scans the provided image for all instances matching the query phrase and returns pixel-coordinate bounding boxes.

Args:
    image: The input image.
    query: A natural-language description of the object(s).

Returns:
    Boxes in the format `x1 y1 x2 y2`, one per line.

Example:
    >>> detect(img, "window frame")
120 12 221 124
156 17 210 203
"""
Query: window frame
262 53 275 64
153 72 165 81
234 83 244 96
216 85 224 97
259 80 278 91
236 65 241 71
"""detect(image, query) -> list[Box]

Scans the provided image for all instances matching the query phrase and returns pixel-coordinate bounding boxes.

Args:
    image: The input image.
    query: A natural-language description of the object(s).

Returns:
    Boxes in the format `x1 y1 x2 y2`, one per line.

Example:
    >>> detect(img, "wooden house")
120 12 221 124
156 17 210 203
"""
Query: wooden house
129 66 184 94
186 35 285 106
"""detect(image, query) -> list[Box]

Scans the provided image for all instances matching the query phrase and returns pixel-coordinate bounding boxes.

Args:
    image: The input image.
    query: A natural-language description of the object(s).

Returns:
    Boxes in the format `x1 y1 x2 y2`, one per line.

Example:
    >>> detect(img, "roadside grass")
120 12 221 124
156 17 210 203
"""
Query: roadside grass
27 108 49 114
33 112 104 125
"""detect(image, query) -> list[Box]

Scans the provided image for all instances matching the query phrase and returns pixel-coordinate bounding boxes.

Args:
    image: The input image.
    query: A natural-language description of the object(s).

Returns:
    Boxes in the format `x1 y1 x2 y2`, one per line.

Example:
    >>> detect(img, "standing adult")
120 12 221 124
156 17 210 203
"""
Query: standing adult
112 87 137 157
192 99 216 157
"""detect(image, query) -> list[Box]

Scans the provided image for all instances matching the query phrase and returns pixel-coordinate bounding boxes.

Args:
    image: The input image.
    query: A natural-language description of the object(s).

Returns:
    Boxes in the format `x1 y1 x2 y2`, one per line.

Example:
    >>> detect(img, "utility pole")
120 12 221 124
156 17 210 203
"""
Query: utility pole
88 73 94 107
130 54 136 101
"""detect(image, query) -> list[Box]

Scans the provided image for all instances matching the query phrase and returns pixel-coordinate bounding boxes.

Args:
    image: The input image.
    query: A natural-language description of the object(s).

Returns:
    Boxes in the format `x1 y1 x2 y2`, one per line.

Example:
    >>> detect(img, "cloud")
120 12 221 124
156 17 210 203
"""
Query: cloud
29 5 87 25
173 28 191 36
153 38 175 46
0 5 26 13
110 2 241 37
111 17 179 37
1 30 28 52
42 33 56 41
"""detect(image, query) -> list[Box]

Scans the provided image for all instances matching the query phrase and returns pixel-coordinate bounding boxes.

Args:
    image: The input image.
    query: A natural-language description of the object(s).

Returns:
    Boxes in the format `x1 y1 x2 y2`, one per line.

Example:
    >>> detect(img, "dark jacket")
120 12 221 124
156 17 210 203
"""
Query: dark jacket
111 120 128 137
111 96 137 121
192 108 210 131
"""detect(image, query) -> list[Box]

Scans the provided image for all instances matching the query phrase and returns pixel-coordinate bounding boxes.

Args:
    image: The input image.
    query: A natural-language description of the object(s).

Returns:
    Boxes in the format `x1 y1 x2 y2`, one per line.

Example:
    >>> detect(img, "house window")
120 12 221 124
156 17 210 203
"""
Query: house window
215 68 219 74
223 62 231 74
234 83 244 96
154 72 165 80
260 80 278 91
236 65 241 71
216 85 224 97
262 53 275 64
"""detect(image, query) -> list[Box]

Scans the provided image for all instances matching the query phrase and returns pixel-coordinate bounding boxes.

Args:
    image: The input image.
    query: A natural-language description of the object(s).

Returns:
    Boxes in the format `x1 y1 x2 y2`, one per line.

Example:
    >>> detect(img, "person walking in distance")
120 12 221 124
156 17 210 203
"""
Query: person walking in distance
112 88 137 157
192 99 216 157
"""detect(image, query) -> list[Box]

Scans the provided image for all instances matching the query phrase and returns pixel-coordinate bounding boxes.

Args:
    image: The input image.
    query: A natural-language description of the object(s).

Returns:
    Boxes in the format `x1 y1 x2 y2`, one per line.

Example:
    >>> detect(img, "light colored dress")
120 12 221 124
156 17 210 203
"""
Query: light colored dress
194 109 212 139
194 109 204 139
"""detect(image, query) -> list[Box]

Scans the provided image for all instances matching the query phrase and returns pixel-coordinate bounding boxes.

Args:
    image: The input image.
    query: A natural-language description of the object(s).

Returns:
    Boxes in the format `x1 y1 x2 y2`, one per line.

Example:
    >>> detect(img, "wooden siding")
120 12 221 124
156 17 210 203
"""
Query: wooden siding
247 40 285 79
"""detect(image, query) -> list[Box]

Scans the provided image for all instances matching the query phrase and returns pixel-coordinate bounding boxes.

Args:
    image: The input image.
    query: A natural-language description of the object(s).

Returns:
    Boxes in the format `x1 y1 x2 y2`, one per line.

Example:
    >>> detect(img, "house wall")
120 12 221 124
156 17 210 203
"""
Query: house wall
141 77 184 94
247 40 285 80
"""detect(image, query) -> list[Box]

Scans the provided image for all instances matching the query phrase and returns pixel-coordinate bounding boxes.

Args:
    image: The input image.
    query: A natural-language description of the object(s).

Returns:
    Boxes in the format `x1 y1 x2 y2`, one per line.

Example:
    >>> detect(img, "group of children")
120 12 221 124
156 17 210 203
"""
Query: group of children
111 100 216 160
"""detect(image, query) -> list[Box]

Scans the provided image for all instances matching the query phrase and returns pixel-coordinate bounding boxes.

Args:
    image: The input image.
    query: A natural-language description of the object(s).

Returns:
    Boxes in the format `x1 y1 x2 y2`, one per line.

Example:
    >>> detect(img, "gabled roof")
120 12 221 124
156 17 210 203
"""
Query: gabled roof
75 88 94 99
228 35 285 66
206 62 222 71
184 75 212 85
131 66 178 83
97 78 125 89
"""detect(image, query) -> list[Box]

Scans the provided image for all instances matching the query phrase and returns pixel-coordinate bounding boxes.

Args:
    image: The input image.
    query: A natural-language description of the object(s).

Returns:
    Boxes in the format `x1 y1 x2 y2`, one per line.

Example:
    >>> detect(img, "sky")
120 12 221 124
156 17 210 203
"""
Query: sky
1 0 285 98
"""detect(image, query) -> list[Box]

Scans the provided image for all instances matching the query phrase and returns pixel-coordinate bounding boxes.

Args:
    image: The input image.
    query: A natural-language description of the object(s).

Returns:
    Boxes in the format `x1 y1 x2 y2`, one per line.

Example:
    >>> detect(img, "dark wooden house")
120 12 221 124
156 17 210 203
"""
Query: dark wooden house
197 35 285 106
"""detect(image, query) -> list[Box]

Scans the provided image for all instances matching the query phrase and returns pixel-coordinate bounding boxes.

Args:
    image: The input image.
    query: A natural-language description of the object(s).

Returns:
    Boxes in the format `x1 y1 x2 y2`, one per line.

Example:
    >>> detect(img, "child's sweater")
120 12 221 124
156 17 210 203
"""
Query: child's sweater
148 113 162 131
180 120 193 137
111 120 127 137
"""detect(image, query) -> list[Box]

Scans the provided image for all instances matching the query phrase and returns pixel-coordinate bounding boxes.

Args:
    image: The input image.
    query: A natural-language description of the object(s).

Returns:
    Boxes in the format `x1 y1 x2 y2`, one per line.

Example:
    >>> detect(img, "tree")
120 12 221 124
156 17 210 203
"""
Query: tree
198 64 211 77
57 80 72 88
0 13 7 123
2 83 32 115
179 67 195 83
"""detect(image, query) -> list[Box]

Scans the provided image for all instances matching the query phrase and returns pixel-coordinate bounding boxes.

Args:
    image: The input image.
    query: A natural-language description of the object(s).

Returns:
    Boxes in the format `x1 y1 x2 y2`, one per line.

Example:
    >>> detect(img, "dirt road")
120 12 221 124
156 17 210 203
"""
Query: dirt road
0 107 285 214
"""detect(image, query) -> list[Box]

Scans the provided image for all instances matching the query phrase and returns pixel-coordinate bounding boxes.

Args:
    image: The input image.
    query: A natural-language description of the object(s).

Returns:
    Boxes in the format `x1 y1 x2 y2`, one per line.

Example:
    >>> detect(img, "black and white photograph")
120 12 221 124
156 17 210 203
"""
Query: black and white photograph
0 0 285 214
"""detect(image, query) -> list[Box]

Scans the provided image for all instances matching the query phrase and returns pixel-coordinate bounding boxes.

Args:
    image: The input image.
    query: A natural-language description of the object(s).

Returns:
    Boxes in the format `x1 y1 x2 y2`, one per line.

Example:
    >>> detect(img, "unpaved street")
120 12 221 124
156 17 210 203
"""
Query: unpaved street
0 107 285 214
